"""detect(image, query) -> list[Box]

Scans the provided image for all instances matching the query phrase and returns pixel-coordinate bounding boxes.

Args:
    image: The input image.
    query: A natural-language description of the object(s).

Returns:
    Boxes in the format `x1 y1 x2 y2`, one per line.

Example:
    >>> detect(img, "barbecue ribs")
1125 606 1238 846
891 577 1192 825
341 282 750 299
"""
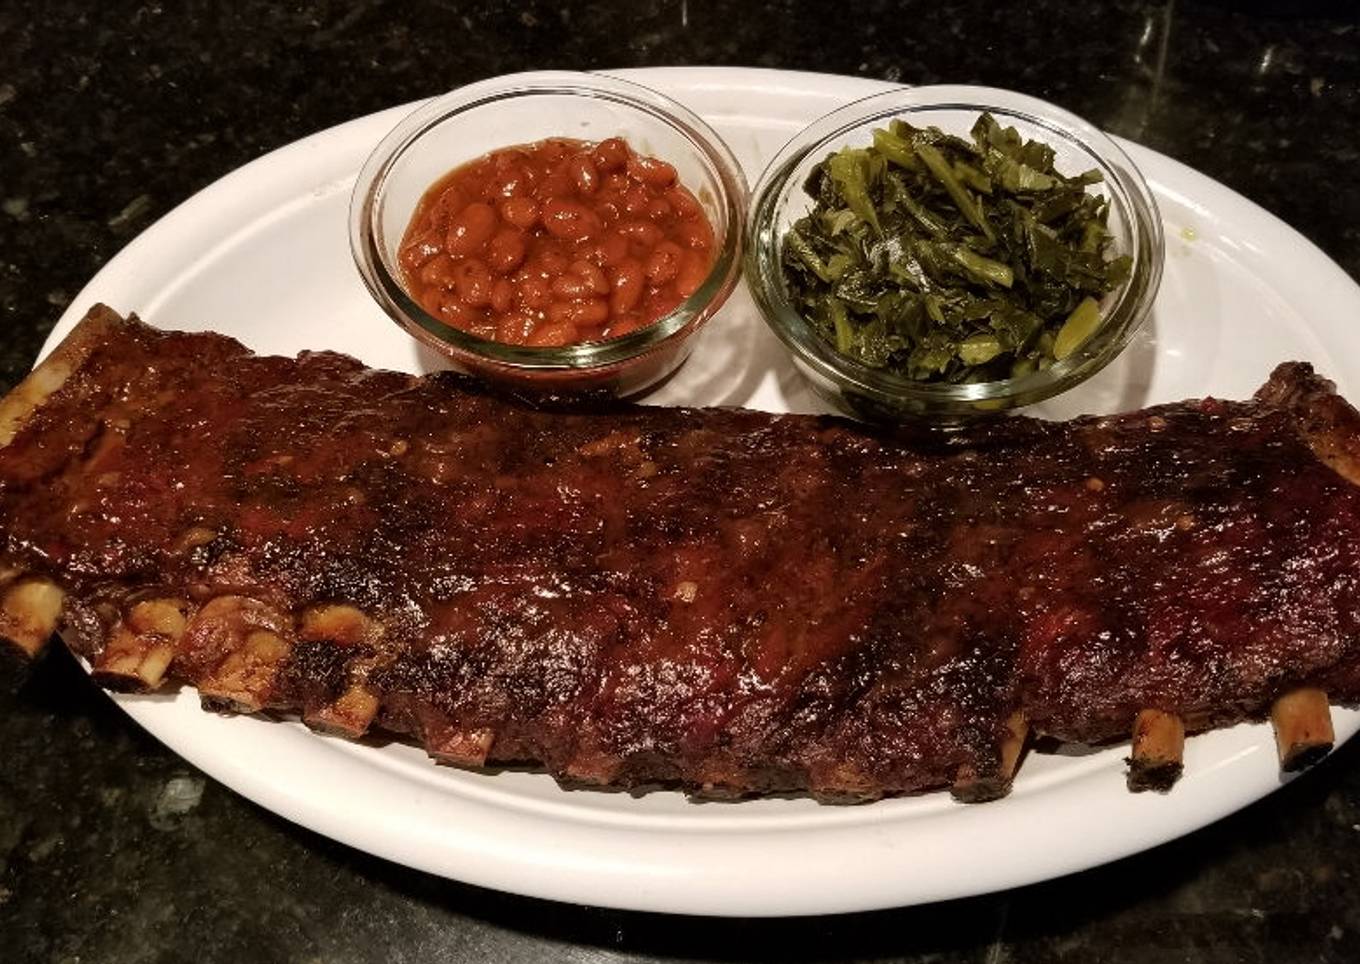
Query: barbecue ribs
2 305 1357 801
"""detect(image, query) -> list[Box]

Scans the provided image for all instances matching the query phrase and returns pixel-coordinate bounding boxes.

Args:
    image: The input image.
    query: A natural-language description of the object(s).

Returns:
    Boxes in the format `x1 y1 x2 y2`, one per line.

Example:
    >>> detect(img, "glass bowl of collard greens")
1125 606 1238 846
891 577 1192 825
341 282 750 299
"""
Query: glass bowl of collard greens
745 85 1163 420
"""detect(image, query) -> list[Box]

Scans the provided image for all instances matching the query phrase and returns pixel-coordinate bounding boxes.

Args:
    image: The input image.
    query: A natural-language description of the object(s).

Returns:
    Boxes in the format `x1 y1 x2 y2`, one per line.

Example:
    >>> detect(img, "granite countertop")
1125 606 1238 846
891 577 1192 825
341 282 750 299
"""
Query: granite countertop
3 1 1360 961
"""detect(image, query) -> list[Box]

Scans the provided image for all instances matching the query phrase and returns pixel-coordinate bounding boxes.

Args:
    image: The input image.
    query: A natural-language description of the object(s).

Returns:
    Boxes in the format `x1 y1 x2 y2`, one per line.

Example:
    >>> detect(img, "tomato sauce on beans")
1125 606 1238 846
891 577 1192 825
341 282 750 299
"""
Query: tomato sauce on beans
398 138 717 347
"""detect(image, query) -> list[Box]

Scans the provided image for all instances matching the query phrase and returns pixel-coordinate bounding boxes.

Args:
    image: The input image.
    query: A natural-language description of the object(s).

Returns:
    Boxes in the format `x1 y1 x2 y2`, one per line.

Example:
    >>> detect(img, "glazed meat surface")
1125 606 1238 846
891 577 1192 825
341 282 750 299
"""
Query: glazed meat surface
2 305 1359 801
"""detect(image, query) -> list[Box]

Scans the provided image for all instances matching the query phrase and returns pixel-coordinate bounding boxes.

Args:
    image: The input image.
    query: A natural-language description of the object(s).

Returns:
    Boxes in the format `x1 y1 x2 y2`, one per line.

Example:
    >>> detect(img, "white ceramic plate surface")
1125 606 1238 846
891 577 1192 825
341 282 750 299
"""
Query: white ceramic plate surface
39 67 1360 917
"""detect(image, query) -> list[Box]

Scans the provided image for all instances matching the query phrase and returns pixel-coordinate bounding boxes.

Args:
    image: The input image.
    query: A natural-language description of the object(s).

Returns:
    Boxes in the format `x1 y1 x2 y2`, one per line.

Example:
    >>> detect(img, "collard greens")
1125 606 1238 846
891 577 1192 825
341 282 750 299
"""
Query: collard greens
781 113 1132 383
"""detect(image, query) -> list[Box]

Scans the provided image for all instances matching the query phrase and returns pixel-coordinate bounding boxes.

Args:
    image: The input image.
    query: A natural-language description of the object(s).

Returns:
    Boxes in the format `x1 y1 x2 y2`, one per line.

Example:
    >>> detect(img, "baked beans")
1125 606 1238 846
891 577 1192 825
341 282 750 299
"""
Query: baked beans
398 138 717 345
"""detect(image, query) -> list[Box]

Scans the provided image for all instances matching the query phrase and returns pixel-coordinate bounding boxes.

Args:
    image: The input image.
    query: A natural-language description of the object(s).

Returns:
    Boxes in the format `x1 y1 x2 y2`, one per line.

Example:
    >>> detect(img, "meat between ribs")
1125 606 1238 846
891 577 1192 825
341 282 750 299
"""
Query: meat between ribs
1 305 1358 801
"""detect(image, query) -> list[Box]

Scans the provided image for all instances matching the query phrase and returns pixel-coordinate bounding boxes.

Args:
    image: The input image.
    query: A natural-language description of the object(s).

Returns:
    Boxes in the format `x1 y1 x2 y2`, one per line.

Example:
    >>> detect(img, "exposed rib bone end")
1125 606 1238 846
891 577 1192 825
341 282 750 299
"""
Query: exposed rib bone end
198 630 290 714
304 683 380 739
1128 709 1186 792
91 634 176 692
415 705 495 767
1272 687 1334 772
0 578 64 658
952 710 1028 803
296 605 382 737
91 599 188 690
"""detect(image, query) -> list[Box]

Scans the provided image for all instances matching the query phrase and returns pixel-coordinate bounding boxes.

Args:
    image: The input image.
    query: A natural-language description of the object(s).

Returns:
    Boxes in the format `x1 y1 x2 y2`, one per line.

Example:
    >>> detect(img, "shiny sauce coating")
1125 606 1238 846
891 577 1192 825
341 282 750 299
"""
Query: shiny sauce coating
398 138 716 346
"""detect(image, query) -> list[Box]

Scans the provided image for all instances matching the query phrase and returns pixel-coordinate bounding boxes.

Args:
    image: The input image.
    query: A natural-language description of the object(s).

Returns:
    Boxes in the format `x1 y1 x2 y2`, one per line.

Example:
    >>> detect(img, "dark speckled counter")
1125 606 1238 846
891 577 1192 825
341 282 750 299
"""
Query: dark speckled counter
3 2 1360 961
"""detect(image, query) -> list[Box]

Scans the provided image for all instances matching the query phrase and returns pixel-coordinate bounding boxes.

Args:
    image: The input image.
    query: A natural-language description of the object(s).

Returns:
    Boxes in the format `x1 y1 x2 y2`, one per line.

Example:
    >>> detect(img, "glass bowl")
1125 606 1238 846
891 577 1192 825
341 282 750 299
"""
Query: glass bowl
745 85 1164 421
350 71 748 397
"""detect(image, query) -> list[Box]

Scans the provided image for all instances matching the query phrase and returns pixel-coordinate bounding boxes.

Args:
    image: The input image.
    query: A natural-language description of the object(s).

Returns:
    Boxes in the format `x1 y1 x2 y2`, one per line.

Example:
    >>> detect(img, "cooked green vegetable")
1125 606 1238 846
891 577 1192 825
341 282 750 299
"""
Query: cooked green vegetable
782 113 1132 383
1054 296 1102 361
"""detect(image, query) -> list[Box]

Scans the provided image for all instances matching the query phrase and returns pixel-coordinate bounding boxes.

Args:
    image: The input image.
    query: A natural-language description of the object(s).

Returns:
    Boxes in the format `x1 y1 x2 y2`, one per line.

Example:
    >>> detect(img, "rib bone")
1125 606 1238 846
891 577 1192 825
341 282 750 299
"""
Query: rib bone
1271 688 1334 771
198 630 291 714
416 705 495 767
92 598 189 690
1128 709 1186 792
304 683 380 738
296 604 382 736
183 596 291 712
0 578 64 658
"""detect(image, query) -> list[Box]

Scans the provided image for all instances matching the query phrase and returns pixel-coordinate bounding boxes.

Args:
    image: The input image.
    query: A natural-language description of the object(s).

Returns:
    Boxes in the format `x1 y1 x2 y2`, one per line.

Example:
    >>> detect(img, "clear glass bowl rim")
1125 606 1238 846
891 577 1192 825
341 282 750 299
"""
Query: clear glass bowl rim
745 83 1165 408
349 70 749 372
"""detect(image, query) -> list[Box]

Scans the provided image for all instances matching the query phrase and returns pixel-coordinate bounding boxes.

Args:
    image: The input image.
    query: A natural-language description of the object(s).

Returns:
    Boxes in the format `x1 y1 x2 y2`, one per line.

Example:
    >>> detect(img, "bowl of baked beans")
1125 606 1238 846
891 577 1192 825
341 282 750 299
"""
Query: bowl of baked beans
350 71 748 396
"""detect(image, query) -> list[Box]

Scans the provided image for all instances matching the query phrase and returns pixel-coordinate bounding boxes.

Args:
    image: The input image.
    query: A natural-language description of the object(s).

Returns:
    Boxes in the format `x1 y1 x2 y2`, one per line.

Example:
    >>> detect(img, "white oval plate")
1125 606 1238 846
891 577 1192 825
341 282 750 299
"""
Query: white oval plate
41 68 1360 917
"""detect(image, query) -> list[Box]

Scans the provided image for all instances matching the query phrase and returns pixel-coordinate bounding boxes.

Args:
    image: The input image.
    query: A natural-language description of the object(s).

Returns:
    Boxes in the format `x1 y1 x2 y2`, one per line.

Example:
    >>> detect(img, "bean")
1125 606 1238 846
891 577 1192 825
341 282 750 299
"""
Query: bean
542 198 602 240
645 241 683 285
498 313 535 345
527 321 580 347
486 228 527 273
547 299 609 326
489 164 533 198
673 216 714 251
664 185 702 219
433 184 468 219
568 156 600 195
569 299 610 325
592 137 630 172
594 200 621 224
499 197 538 230
622 185 652 216
610 258 644 314
452 259 493 307
626 154 677 187
674 250 710 298
436 294 485 327
549 259 609 300
444 202 498 256
490 278 514 314
535 174 574 199
516 275 552 311
418 253 457 289
473 180 497 203
400 231 442 271
602 172 631 193
538 249 570 276
645 198 673 222
617 219 663 246
551 274 598 300
570 258 609 294
591 231 629 267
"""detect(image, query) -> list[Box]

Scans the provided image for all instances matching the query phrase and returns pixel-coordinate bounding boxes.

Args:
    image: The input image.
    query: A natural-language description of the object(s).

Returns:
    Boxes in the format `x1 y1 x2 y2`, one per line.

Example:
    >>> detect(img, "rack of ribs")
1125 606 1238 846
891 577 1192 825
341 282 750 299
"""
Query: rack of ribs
1 305 1357 802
